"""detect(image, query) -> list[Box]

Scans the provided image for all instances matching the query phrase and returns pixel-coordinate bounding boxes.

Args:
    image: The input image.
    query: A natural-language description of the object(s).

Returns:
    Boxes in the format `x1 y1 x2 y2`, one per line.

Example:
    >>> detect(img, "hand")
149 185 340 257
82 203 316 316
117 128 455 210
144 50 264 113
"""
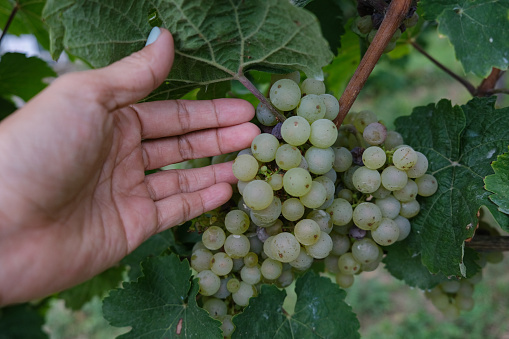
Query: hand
0 28 259 305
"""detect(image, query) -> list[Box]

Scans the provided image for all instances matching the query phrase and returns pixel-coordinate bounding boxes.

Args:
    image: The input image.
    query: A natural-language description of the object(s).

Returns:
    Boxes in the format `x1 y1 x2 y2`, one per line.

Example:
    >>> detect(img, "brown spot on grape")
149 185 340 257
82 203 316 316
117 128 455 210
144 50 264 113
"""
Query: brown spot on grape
305 184 309 188
388 240 392 243
278 85 282 88
253 145 257 150
314 235 318 239
344 266 348 270
353 267 357 271
294 122 298 126
211 258 215 263
316 105 320 109
279 253 283 258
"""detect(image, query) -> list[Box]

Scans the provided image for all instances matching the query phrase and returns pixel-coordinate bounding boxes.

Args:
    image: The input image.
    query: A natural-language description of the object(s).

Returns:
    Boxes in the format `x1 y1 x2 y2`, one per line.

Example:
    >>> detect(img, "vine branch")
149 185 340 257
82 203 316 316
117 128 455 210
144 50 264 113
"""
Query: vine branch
334 0 412 128
0 3 19 46
466 235 509 252
237 74 286 122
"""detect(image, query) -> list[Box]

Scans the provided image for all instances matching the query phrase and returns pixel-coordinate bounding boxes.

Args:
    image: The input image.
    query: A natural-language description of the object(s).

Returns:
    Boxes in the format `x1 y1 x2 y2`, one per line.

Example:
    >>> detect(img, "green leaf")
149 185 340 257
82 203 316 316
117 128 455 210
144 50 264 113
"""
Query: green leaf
120 228 177 281
103 254 222 339
43 0 333 100
0 304 48 339
232 271 360 338
41 0 74 59
305 0 344 54
196 81 231 100
421 0 509 77
0 97 17 120
0 0 50 50
395 97 509 277
59 266 125 311
485 147 509 214
0 53 56 102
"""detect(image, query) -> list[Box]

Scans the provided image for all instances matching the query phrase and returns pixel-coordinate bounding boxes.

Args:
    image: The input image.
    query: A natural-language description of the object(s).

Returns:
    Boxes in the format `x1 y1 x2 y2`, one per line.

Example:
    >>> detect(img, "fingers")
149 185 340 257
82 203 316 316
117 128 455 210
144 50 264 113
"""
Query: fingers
155 182 233 231
132 98 255 140
142 122 259 170
145 162 237 201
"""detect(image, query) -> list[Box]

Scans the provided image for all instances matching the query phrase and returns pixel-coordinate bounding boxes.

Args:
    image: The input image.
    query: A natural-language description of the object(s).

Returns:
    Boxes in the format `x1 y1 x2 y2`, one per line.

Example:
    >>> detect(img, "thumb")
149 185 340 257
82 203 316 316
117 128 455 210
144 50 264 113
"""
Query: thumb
86 27 174 111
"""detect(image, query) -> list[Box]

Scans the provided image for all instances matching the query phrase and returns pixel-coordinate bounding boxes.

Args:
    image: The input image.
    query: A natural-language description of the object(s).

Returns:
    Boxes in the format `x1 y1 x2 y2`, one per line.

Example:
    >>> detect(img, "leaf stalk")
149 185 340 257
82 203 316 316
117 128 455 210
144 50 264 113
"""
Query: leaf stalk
0 4 19 46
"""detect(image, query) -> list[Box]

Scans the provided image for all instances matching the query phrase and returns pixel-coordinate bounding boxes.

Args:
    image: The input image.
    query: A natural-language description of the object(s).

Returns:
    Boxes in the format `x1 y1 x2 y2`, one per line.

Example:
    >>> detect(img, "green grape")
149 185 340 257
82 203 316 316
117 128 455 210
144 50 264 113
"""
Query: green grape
390 29 402 43
305 146 335 175
371 218 400 246
307 209 333 234
353 110 378 133
300 78 326 95
314 176 335 201
256 102 278 126
271 232 301 262
362 146 386 170
210 252 233 276
202 226 226 250
224 234 250 259
219 315 235 337
415 174 438 197
336 188 353 202
297 94 326 123
384 130 404 150
289 248 314 270
232 282 256 306
251 133 280 162
191 248 213 272
243 252 259 268
335 272 355 288
381 166 408 191
269 79 301 111
337 253 361 275
294 219 321 246
375 195 401 219
323 168 337 183
333 147 353 172
355 15 373 35
392 146 418 170
267 173 284 191
197 270 221 296
283 167 313 197
226 278 240 293
299 181 327 208
371 184 392 199
367 29 377 43
237 179 252 196
363 122 387 145
277 269 295 288
225 210 250 235
342 165 360 191
281 116 311 146
213 277 232 299
394 215 411 241
352 166 381 193
240 265 261 285
232 154 259 181
281 197 305 221
352 202 382 230
441 280 461 293
250 197 281 225
393 179 418 202
330 233 351 256
275 143 302 170
261 258 283 280
399 200 420 218
243 180 274 210
406 151 429 178
203 298 227 319
305 231 333 259
324 255 340 274
309 119 338 148
320 94 340 120
326 198 353 226
351 238 380 264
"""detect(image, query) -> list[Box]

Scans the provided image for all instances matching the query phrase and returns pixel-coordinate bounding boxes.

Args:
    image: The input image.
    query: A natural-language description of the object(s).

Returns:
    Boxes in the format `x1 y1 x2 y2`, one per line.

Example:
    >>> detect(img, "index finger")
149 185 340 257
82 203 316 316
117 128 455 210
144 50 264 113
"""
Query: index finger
130 98 255 139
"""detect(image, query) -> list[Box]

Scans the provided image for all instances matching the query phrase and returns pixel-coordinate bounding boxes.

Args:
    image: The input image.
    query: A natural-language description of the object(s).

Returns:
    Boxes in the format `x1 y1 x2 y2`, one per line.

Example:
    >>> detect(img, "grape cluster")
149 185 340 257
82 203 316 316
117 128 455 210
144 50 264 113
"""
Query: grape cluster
190 73 437 334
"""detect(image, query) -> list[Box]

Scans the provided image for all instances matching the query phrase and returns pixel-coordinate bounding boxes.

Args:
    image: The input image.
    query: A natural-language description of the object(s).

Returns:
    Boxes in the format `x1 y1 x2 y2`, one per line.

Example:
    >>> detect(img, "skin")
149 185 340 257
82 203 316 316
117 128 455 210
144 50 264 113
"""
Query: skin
0 29 259 305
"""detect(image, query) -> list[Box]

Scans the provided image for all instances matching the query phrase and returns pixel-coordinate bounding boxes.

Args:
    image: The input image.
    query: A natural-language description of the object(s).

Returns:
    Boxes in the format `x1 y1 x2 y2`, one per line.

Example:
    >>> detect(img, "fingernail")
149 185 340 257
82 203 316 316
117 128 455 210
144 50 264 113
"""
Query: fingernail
145 27 161 46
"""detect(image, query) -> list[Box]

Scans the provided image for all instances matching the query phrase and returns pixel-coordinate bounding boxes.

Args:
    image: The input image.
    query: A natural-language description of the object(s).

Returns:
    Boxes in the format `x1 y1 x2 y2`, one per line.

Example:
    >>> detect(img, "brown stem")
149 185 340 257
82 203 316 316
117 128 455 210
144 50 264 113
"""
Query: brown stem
334 0 412 128
466 235 509 252
0 4 19 46
476 68 504 96
411 41 476 96
236 75 286 122
485 88 509 95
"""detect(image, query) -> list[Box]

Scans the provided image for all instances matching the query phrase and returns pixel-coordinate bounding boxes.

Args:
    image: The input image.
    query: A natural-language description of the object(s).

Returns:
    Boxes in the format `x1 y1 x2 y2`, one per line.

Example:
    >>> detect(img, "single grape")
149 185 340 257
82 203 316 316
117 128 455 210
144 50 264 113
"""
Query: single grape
269 79 301 111
415 174 438 197
326 198 353 226
372 184 392 199
203 298 227 319
399 200 420 218
210 252 233 276
251 133 280 162
256 102 278 126
307 209 333 234
384 130 404 150
271 122 283 140
294 219 321 246
225 210 250 234
267 173 284 190
362 146 386 170
191 249 213 272
297 94 326 123
299 181 327 208
320 94 340 120
406 151 428 178
305 146 335 175
243 252 259 268
224 234 250 259
335 272 355 288
371 218 400 246
281 116 311 146
281 197 305 221
351 238 381 264
305 231 333 259
324 255 340 274
394 215 411 241
277 269 295 288
300 78 326 95
350 147 365 166
213 277 232 299
381 166 408 191
393 179 418 202
363 122 387 145
309 119 338 148
392 146 418 170
271 232 301 263
349 226 366 240
275 143 302 170
289 249 314 271
355 15 373 35
333 147 353 172
375 195 401 219
352 202 382 230
232 281 257 306
314 176 335 201
337 253 361 275
243 180 274 210
196 270 221 296
352 166 381 193
330 233 351 256
261 258 283 280
283 167 313 197
219 315 235 338
232 154 259 181
240 265 262 285
250 197 281 226
202 226 226 251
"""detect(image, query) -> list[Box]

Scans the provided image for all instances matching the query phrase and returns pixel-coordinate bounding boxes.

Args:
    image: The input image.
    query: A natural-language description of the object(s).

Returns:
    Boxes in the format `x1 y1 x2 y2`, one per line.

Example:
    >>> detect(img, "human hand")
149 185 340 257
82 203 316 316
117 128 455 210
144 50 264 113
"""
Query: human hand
0 28 259 305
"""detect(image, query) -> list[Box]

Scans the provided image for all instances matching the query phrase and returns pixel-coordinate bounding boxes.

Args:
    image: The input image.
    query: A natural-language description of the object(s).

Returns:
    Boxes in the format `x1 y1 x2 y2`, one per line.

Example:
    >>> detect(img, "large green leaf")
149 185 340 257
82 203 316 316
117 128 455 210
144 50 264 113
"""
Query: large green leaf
0 97 16 120
42 0 333 100
421 0 509 77
0 304 48 339
305 0 344 54
394 97 509 277
59 265 125 311
0 53 56 101
0 0 49 50
232 271 360 339
103 254 222 339
485 147 509 215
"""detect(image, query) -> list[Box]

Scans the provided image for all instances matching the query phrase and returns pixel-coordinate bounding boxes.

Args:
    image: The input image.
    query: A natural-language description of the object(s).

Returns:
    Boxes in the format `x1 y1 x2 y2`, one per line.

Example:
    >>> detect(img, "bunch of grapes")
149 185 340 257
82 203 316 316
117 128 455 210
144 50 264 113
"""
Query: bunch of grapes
189 73 437 335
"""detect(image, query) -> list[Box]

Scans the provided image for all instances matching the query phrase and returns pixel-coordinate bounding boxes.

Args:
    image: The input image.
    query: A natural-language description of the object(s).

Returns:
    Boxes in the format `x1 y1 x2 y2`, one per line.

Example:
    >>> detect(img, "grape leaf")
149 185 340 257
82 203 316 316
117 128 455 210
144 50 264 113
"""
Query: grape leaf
0 97 16 120
59 266 125 311
0 0 49 50
0 304 48 339
103 254 222 339
485 147 509 215
0 53 56 102
42 0 333 100
395 97 509 277
421 0 509 77
232 270 360 339
305 0 344 54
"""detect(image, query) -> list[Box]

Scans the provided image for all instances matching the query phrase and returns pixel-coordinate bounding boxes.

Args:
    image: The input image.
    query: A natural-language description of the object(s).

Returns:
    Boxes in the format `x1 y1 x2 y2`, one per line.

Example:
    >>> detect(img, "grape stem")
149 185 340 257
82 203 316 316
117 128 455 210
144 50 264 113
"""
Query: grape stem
236 74 286 122
466 235 509 252
0 4 19 46
334 0 412 128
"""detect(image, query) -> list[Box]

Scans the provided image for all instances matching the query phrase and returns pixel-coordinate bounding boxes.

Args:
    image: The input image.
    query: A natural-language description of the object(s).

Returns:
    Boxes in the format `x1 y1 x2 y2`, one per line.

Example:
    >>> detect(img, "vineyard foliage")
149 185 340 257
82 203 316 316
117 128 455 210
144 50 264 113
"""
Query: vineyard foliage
1 0 509 338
